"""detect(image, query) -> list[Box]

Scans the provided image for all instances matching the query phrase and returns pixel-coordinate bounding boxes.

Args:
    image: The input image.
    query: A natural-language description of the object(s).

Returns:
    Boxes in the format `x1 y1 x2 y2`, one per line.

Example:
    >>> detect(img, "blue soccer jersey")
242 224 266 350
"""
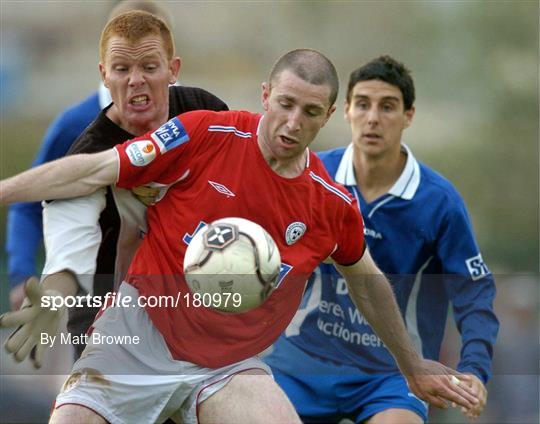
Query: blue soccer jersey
268 143 499 383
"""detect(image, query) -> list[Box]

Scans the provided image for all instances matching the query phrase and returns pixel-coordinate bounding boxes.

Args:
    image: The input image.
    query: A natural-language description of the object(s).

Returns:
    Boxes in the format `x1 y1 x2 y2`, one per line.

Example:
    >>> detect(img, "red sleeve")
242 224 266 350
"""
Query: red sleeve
115 110 212 188
330 198 365 266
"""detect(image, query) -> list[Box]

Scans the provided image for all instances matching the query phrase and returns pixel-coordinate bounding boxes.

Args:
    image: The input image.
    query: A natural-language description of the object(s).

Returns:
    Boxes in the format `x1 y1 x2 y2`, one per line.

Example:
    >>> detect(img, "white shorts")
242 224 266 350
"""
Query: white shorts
54 283 271 424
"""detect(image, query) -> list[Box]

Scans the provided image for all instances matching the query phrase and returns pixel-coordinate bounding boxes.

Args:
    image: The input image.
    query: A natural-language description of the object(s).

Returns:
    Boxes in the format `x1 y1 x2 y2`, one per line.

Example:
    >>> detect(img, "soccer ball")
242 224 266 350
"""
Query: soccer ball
183 217 281 313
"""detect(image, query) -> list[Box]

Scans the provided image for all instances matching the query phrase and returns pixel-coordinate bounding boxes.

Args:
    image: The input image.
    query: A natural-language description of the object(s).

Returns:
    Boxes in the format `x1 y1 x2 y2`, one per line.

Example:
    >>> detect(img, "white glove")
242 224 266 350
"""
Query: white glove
0 277 65 368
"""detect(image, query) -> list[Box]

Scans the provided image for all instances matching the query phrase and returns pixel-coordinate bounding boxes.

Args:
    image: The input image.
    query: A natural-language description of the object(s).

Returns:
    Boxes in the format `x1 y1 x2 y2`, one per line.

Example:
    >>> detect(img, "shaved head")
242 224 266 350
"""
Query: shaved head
269 49 339 107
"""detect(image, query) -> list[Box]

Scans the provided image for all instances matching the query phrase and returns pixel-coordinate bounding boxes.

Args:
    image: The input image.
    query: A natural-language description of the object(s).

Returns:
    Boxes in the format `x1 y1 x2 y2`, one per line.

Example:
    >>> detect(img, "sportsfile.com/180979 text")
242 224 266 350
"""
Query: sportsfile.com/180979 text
40 291 243 311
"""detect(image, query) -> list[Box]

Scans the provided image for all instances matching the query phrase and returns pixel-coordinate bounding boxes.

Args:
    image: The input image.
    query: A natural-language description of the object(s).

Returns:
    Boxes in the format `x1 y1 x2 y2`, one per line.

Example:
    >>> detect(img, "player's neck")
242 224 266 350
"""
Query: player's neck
257 135 308 178
353 145 406 203
263 150 308 178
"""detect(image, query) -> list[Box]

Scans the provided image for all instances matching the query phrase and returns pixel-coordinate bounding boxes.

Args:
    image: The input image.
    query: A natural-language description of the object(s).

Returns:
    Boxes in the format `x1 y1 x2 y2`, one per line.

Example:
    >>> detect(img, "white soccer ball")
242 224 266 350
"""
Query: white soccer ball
183 217 281 313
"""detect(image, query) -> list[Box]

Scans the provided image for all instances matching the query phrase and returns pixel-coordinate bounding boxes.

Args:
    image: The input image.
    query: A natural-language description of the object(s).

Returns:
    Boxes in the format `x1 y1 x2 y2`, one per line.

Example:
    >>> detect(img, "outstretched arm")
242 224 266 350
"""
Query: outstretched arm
335 249 479 410
438 200 498 419
0 149 118 205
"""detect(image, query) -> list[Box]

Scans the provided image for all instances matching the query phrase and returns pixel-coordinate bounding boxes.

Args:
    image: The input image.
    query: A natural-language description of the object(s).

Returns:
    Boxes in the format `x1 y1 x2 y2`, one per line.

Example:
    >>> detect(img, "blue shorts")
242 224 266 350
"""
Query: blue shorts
264 337 428 423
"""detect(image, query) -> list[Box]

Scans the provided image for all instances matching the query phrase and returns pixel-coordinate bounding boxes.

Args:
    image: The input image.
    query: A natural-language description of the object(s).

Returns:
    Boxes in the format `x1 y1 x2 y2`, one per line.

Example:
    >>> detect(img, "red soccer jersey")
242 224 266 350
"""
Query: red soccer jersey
115 110 364 368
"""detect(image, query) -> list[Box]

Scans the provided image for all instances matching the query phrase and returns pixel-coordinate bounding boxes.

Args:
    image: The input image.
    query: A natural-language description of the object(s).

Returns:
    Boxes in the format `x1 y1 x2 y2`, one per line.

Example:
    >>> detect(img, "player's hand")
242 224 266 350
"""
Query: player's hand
9 280 28 311
0 277 65 369
131 185 161 206
404 359 479 410
453 374 487 420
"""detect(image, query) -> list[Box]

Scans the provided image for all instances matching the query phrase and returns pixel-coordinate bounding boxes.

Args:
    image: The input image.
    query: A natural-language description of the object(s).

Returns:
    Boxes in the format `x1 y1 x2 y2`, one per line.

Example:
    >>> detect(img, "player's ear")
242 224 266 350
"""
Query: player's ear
403 106 415 129
261 82 270 111
344 100 351 123
321 104 337 128
169 57 181 85
99 63 108 88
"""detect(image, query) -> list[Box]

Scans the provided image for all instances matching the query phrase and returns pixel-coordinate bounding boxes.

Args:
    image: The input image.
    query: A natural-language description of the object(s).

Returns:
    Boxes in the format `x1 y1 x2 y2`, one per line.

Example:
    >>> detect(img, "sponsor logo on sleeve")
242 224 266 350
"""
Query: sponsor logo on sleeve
151 117 189 152
465 253 490 281
126 140 157 167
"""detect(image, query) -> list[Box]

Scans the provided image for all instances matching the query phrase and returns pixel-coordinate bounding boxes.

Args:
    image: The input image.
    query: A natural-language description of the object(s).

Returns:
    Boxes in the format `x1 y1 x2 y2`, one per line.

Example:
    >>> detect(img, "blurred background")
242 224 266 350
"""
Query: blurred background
0 1 538 423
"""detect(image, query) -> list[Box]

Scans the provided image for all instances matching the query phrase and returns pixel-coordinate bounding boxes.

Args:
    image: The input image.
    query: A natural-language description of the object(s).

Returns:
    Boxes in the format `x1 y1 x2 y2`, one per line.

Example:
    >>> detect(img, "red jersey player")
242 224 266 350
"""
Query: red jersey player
114 108 365 369
0 49 479 424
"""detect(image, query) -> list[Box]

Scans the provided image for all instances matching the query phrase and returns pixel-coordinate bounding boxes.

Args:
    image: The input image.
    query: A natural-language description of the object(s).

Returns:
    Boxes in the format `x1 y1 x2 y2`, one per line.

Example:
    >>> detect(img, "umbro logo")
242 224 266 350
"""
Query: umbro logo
208 181 235 197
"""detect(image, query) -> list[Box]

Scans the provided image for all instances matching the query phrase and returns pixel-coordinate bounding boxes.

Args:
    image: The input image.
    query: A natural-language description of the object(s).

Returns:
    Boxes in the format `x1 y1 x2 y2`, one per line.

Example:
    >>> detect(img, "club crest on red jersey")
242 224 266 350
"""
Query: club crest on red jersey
285 222 306 245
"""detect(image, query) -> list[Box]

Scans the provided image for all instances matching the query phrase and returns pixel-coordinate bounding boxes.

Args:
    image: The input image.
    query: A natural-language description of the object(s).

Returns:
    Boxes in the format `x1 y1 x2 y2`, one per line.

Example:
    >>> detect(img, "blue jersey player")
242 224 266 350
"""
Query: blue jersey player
264 56 499 423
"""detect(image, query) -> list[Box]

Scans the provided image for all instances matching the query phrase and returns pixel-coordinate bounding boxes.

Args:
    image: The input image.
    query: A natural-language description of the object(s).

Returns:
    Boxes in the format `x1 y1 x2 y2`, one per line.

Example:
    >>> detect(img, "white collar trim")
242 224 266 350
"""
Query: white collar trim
98 83 112 109
334 143 420 200
335 143 356 186
256 114 264 138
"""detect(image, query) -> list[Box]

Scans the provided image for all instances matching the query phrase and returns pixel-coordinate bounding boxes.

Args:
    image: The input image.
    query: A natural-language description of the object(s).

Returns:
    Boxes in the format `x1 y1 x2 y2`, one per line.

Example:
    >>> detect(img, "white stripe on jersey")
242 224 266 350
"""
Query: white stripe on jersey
405 255 433 356
285 268 322 337
208 125 252 138
368 195 395 219
309 171 352 204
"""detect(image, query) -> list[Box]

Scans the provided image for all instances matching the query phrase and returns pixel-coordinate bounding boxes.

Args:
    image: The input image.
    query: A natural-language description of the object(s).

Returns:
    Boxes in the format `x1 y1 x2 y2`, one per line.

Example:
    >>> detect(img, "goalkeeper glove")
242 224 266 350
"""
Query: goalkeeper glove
0 277 65 369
